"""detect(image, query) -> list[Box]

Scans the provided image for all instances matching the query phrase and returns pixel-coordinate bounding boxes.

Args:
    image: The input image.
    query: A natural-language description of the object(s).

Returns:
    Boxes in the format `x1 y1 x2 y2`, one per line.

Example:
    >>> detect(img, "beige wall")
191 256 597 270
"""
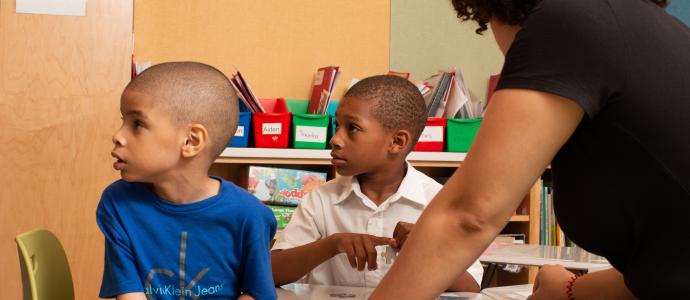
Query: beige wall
0 1 133 299
134 0 391 101
390 0 504 103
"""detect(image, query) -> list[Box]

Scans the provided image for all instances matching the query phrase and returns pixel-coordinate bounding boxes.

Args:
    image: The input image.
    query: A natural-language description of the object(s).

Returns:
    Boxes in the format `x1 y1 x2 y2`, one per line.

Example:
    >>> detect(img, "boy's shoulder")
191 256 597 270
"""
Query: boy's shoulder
403 165 442 189
100 179 148 205
217 178 274 217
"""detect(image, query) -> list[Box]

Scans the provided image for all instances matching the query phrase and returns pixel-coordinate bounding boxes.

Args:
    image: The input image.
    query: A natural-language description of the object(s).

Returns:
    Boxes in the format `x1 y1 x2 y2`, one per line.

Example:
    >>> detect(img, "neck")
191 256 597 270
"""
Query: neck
490 19 521 56
357 161 407 206
150 171 219 204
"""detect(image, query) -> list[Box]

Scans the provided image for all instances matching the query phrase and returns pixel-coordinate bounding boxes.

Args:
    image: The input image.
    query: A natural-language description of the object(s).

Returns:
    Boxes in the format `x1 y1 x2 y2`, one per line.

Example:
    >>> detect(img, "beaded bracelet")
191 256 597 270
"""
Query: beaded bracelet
566 274 580 300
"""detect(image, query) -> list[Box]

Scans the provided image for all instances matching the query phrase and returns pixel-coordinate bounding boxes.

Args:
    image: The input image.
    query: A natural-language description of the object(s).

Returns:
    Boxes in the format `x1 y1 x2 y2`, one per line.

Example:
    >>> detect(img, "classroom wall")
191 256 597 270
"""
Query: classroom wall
0 1 133 299
390 0 504 103
668 0 690 26
134 0 391 101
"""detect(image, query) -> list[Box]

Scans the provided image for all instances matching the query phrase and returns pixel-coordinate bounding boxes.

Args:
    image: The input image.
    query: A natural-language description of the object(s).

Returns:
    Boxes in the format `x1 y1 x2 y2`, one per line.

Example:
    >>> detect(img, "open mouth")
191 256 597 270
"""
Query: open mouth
111 152 126 170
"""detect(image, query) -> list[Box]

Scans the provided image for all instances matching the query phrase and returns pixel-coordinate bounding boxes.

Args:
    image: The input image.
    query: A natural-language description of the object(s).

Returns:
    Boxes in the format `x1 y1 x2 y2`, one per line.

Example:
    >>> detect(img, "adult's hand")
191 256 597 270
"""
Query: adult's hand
529 264 575 300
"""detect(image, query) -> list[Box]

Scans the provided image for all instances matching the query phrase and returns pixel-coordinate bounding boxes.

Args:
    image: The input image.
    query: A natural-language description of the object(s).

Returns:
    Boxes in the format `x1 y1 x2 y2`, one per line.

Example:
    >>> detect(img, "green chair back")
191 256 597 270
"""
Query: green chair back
15 229 75 300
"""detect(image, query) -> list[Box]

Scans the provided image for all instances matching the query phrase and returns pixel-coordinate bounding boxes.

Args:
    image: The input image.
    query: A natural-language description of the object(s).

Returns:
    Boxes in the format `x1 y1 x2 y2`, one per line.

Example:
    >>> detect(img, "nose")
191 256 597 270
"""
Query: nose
112 126 126 147
329 127 344 149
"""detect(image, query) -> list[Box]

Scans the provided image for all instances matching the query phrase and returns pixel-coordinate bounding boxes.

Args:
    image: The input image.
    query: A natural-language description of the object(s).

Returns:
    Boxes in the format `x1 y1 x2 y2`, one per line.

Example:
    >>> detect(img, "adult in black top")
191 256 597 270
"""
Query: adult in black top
371 0 689 299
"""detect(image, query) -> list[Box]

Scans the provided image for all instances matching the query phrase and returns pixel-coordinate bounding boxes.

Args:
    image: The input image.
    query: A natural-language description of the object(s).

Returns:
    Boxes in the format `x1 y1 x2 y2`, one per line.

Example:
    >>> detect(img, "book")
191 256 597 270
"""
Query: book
247 166 327 206
308 66 340 114
427 72 452 117
230 67 265 113
387 70 410 79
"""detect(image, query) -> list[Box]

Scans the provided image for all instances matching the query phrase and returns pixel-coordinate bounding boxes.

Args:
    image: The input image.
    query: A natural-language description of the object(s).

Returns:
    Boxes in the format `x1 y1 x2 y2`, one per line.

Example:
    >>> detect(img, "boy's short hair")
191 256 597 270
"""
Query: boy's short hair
125 62 238 160
344 75 427 150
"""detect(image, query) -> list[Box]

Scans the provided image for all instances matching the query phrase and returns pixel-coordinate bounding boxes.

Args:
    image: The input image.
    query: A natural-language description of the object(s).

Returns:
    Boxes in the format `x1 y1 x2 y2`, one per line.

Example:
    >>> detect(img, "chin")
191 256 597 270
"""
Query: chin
335 166 363 177
120 172 143 183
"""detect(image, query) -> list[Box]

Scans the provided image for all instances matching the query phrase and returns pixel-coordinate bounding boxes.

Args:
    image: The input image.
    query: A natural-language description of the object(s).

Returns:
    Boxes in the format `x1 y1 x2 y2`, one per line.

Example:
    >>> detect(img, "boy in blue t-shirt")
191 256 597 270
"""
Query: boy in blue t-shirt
97 62 277 300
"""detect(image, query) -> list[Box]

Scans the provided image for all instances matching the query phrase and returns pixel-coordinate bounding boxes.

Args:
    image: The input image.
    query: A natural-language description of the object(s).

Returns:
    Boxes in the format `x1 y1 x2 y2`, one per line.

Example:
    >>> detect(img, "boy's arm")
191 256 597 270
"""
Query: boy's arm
240 206 279 300
271 237 338 285
272 233 394 285
97 190 146 298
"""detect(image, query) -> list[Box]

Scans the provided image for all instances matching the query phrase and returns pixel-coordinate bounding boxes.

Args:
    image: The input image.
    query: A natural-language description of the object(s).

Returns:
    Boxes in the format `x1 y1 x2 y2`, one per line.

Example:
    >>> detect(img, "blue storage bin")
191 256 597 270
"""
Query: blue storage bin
229 111 252 147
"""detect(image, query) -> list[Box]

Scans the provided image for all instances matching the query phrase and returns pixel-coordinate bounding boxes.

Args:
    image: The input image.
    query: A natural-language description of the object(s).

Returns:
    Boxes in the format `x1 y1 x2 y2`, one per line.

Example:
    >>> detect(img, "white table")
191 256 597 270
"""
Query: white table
480 244 611 272
480 284 533 300
277 283 491 299
479 244 611 289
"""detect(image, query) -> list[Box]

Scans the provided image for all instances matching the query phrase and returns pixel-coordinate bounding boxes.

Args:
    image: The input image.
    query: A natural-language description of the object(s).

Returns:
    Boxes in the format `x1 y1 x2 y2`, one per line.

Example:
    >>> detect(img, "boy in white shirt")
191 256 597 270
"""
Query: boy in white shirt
271 75 483 291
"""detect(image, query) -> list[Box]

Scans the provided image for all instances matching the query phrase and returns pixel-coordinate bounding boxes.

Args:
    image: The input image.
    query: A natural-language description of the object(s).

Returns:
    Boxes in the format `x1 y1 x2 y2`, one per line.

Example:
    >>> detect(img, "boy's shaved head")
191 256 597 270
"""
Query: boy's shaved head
344 75 427 149
126 62 238 159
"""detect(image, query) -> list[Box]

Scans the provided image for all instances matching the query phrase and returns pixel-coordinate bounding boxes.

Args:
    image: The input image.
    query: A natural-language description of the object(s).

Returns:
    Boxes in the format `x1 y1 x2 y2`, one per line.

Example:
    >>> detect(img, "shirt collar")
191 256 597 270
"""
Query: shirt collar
332 162 428 207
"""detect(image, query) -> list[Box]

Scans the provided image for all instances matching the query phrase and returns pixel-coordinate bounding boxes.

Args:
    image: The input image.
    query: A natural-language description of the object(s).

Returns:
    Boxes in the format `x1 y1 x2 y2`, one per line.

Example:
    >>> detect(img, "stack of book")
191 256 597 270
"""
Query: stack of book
308 66 341 114
229 67 265 113
422 69 483 119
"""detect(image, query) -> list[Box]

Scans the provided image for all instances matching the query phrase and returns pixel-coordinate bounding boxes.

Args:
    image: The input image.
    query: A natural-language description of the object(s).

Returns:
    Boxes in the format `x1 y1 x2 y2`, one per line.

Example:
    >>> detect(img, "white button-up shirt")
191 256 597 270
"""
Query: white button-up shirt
272 164 484 288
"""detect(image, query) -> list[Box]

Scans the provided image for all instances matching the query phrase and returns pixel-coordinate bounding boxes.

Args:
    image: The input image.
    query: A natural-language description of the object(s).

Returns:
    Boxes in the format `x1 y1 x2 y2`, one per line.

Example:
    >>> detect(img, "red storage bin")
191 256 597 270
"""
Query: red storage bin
253 98 291 148
413 117 446 152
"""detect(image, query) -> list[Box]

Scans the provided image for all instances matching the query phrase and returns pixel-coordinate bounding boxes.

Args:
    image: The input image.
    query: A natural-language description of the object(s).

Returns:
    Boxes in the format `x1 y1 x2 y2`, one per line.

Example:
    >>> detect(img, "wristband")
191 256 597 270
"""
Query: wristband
566 274 580 300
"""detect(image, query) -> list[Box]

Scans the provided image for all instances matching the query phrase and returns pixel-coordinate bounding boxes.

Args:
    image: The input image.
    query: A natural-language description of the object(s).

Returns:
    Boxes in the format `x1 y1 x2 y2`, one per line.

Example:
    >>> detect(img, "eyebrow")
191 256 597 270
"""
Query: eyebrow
122 110 147 119
339 113 362 123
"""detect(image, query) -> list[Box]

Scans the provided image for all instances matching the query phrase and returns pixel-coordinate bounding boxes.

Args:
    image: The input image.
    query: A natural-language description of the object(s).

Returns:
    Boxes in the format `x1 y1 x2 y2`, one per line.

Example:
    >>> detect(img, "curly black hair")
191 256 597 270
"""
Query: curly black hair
451 0 669 34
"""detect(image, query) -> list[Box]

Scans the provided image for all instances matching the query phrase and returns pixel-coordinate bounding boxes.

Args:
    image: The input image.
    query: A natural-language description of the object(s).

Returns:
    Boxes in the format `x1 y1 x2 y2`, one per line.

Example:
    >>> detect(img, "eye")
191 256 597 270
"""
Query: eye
133 120 144 129
348 124 360 133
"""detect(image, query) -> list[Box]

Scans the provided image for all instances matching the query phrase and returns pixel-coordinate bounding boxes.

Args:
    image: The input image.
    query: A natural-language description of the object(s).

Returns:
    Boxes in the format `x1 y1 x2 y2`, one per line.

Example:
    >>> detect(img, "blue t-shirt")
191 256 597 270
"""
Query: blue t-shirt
96 177 277 299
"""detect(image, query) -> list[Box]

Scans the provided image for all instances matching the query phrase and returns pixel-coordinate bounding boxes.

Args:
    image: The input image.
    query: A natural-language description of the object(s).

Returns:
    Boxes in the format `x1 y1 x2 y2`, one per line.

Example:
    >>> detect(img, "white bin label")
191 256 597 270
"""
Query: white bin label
295 126 327 143
418 126 443 142
262 123 282 135
234 126 245 137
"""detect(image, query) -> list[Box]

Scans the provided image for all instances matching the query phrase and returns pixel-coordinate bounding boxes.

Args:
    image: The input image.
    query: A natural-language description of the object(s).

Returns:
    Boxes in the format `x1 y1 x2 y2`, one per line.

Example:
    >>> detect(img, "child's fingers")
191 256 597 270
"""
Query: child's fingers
361 237 378 270
397 234 408 249
353 239 367 271
370 235 395 246
343 243 357 268
393 222 403 239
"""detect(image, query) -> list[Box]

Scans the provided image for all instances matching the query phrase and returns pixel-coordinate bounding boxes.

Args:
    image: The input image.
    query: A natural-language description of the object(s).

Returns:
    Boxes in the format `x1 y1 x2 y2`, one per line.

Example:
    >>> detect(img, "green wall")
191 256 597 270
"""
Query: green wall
390 0 504 103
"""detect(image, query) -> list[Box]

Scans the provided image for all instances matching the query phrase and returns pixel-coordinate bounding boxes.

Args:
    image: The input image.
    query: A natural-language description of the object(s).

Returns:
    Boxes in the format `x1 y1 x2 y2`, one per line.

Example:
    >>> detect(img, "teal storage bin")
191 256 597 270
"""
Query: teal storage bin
446 118 482 152
327 101 339 147
292 113 330 149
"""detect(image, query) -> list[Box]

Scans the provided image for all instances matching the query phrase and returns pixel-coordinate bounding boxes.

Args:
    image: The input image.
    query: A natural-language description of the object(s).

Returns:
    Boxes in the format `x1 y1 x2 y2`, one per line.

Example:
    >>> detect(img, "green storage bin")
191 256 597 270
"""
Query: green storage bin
292 113 330 149
446 118 482 152
285 99 309 114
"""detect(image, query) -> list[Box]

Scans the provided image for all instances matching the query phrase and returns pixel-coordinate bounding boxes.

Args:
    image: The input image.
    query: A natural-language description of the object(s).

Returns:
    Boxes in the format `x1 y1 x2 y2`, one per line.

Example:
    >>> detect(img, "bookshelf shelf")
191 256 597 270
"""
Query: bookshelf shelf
217 148 466 167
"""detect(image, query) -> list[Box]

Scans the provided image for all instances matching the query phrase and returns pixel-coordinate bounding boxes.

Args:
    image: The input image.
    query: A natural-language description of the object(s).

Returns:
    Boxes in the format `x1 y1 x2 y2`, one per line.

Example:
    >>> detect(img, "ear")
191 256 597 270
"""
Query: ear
389 129 412 154
181 123 209 158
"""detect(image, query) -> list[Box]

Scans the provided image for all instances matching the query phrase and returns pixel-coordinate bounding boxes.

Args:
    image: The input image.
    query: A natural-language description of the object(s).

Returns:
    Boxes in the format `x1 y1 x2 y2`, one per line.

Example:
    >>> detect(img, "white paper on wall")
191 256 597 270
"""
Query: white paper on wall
16 0 86 16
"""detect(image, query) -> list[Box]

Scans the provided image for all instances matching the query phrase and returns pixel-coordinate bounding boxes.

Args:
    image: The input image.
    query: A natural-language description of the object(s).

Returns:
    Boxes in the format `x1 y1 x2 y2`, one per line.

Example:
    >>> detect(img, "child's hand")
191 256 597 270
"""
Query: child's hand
328 233 395 271
392 221 415 249
238 294 255 300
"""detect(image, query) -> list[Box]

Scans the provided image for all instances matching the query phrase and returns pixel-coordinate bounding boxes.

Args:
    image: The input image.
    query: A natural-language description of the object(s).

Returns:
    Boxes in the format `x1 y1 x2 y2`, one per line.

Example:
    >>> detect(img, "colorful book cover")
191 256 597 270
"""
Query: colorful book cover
268 205 297 229
247 166 327 206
